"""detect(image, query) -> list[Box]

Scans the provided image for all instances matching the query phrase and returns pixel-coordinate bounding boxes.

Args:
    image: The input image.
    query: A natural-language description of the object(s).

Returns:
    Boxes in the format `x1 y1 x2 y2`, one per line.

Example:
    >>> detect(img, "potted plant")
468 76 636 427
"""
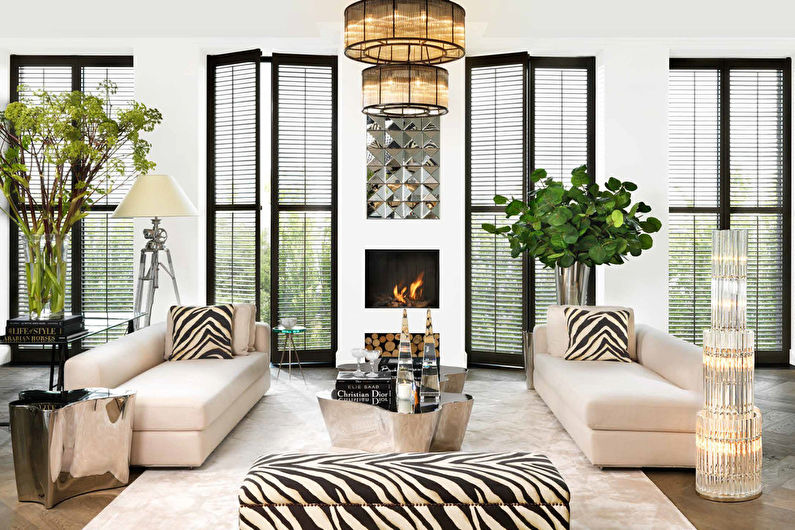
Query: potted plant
0 82 162 319
482 165 662 305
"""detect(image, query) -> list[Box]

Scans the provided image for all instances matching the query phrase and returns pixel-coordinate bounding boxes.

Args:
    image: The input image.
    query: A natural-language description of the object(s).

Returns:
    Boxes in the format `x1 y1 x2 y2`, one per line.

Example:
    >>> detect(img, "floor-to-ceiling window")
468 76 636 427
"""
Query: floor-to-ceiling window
8 56 136 349
465 54 595 366
207 51 337 363
668 58 791 364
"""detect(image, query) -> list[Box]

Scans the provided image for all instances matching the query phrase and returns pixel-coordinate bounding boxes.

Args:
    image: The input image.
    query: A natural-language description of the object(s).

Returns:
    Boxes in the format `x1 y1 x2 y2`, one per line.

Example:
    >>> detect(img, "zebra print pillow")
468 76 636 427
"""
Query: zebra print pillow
167 305 235 361
563 307 631 362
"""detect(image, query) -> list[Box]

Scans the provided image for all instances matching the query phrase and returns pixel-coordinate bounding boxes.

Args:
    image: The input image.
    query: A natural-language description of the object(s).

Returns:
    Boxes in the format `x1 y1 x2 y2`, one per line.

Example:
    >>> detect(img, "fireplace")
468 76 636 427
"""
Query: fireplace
365 250 439 308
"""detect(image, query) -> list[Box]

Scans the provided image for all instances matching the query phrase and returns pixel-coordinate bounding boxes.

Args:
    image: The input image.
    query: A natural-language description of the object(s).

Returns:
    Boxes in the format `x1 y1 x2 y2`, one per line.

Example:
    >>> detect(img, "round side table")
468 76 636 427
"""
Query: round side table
273 325 306 382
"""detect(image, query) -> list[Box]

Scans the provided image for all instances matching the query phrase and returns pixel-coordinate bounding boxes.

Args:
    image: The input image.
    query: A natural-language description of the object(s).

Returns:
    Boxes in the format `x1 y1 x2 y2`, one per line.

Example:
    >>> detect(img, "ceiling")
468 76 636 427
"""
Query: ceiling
1 0 793 40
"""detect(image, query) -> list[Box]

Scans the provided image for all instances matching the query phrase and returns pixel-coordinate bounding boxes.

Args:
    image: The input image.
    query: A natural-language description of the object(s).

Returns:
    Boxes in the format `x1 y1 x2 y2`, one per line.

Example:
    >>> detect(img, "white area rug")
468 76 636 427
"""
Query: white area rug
86 369 693 529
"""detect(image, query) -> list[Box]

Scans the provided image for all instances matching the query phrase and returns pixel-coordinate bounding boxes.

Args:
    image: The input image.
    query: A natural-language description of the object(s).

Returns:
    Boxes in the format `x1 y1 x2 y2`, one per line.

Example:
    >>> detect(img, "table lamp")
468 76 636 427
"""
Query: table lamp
113 174 198 328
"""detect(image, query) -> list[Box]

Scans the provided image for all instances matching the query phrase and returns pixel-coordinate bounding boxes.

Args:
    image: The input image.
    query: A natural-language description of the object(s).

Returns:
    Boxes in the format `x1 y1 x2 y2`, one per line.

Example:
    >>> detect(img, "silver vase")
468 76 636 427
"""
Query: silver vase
554 263 590 305
522 330 534 390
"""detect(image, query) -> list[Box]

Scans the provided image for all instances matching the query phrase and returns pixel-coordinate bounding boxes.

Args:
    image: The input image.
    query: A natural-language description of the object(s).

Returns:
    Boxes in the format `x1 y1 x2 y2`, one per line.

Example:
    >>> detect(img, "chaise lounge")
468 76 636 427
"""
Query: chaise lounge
64 321 271 467
533 306 703 468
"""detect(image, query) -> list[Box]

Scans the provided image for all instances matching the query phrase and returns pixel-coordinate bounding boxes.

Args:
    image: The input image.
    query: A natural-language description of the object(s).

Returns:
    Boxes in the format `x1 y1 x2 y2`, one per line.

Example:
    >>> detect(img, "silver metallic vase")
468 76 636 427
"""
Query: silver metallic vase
554 263 590 305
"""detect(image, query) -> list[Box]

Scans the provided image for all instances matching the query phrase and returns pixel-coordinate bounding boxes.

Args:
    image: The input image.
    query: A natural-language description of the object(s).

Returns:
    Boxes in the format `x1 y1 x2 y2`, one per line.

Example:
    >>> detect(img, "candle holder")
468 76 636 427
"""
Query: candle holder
695 229 762 501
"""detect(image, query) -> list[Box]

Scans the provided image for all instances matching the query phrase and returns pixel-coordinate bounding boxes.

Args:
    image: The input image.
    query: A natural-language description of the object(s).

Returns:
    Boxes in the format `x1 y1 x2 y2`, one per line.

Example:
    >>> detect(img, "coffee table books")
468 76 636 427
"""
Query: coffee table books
333 371 393 410
3 314 85 344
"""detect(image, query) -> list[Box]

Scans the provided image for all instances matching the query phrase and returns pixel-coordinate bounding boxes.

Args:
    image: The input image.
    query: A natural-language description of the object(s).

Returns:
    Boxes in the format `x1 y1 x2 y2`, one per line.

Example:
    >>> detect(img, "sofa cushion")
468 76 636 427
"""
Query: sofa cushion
232 303 257 355
548 305 636 360
563 306 631 362
534 352 701 432
167 305 235 361
119 352 268 431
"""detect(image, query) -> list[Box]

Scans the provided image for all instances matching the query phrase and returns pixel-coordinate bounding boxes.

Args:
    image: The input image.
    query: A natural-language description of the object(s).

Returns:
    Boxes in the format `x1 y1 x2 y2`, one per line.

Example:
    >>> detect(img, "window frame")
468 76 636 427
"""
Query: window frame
8 54 135 320
669 58 791 365
206 51 338 364
465 53 596 367
270 53 338 364
205 49 262 314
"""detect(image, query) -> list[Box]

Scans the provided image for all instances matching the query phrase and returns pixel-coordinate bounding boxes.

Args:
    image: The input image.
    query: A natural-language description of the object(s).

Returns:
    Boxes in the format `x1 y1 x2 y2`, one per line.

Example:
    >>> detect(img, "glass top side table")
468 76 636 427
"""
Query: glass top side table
273 325 306 383
1 311 147 392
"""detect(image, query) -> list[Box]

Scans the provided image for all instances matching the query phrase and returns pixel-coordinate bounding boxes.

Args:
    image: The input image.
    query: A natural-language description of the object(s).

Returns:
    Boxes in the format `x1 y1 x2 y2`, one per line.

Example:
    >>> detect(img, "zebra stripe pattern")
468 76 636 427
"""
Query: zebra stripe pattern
167 304 235 361
563 307 631 362
239 452 570 530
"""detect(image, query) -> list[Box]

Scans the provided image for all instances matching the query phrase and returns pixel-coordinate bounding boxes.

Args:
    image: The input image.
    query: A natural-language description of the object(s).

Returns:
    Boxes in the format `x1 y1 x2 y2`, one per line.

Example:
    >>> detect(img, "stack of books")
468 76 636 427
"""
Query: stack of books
333 371 393 410
378 357 427 381
3 315 84 344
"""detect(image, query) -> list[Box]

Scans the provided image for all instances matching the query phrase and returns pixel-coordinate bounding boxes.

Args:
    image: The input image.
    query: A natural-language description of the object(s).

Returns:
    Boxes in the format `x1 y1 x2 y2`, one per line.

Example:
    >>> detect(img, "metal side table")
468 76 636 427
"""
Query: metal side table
273 325 306 382
10 388 136 508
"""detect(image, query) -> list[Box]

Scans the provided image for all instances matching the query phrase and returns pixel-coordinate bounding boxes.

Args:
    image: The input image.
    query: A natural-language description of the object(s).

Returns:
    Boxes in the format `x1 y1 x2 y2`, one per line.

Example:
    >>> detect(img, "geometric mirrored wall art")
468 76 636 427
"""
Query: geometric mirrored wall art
366 116 440 219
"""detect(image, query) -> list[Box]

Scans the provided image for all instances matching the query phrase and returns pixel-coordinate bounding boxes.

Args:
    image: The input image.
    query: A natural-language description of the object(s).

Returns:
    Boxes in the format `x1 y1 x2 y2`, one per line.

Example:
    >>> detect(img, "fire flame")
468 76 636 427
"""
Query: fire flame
409 272 424 299
392 272 424 305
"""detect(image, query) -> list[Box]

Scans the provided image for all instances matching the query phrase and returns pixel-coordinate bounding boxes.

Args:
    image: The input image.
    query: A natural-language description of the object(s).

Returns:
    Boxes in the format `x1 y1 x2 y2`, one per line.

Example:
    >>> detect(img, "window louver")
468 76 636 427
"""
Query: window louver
207 51 261 312
531 62 593 326
466 55 528 364
11 58 134 346
668 59 790 364
466 55 594 366
79 65 136 347
272 55 337 361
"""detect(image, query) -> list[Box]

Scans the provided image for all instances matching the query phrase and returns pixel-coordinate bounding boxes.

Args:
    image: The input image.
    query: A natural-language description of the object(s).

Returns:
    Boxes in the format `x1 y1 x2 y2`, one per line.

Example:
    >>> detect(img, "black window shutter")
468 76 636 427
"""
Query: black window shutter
207 50 262 314
466 53 529 366
465 54 595 367
530 57 596 326
271 53 337 362
668 59 791 364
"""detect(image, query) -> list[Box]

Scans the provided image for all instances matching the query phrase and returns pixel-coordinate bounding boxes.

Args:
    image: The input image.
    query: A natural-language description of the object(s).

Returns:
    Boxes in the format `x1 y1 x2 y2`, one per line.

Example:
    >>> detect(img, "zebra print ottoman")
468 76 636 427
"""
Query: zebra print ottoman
239 452 570 529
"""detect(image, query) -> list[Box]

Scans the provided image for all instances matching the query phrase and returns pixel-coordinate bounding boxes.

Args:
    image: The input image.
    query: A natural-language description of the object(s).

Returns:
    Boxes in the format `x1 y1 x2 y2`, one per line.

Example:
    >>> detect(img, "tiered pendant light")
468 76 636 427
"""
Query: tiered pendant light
344 0 465 64
362 64 448 117
344 0 465 117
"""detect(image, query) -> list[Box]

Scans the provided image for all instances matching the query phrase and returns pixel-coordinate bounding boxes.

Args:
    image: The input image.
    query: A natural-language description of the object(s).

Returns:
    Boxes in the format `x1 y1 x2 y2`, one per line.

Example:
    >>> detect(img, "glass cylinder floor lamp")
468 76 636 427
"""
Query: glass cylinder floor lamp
113 175 198 328
696 229 762 501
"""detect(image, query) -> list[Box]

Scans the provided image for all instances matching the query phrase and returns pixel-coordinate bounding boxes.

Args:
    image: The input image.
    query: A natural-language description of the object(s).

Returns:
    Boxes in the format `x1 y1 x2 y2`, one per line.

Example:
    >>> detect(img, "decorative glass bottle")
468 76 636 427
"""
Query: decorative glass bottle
420 309 440 406
695 229 762 501
395 309 415 413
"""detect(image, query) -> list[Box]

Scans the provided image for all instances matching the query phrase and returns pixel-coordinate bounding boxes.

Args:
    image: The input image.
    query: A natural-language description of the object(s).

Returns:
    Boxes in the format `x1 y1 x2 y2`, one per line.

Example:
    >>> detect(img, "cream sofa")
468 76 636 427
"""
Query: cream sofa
533 317 703 468
64 321 271 467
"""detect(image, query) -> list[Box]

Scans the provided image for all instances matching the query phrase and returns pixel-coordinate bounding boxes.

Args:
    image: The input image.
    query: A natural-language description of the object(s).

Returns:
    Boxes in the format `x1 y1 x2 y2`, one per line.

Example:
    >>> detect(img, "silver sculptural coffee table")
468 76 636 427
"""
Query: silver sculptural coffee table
318 365 472 452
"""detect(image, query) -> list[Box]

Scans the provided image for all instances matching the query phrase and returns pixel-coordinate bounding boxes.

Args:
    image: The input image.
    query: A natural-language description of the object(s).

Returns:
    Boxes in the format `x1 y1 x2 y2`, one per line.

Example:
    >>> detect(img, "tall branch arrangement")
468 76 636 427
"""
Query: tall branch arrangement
0 82 162 317
0 82 162 239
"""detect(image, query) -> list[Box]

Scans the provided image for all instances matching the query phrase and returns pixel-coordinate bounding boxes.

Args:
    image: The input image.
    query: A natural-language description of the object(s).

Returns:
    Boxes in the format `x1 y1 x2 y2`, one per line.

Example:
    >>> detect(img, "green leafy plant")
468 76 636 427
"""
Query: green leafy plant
0 82 162 317
482 165 662 268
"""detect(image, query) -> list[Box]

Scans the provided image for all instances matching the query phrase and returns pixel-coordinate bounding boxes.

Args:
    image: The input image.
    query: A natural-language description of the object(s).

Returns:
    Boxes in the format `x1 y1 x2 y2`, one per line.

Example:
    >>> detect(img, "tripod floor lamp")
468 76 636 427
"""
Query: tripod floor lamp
113 174 198 328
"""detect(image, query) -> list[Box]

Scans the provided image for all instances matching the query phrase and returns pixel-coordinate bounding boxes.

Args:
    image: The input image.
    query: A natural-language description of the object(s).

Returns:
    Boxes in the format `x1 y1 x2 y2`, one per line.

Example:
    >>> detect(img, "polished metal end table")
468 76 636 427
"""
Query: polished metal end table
273 325 306 383
10 388 136 508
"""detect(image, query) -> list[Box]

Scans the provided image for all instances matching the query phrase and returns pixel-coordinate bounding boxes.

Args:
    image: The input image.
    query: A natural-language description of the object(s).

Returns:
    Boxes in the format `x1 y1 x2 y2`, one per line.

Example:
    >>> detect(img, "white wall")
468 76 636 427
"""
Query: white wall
133 41 206 318
596 45 670 330
1 1 794 366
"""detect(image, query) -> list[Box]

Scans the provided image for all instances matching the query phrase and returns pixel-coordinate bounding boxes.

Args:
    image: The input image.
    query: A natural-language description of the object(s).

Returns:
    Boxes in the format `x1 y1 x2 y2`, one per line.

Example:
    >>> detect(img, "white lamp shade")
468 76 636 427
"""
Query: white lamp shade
112 174 198 218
